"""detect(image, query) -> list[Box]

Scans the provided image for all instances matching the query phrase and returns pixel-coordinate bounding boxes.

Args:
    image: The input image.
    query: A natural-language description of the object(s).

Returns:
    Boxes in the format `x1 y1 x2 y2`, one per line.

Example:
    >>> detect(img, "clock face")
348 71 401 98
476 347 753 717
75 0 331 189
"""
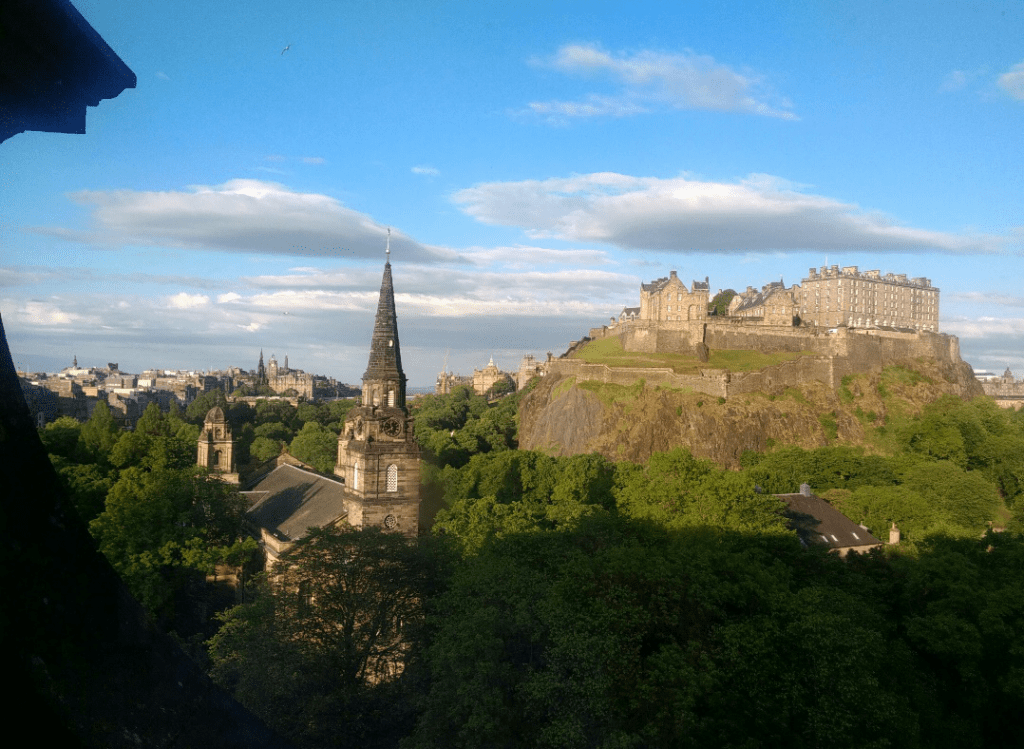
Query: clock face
381 417 402 437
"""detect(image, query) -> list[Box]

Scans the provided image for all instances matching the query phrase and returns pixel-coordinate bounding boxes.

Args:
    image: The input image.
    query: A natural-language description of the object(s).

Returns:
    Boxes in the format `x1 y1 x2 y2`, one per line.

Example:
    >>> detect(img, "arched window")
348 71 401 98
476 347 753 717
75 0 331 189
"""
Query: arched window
386 464 398 492
353 462 359 491
388 389 395 407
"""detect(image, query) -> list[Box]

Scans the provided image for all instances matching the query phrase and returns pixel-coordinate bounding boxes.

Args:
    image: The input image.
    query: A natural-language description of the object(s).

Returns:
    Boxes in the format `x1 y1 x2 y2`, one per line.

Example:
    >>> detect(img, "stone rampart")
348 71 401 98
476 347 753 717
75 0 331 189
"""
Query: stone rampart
727 357 835 395
547 359 729 398
705 320 834 355
562 327 966 398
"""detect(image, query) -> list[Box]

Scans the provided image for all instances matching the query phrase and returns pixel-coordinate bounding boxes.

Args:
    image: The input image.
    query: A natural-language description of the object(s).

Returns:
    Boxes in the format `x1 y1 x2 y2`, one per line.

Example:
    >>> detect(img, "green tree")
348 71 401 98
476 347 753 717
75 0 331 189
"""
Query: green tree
209 526 443 747
39 415 83 459
615 448 788 534
289 421 338 473
79 399 120 461
185 389 228 422
90 466 254 620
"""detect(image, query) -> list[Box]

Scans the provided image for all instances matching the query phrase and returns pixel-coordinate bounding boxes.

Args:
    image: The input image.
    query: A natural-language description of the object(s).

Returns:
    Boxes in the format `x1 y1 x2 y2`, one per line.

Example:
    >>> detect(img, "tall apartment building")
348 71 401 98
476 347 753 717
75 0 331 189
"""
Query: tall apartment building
794 265 939 331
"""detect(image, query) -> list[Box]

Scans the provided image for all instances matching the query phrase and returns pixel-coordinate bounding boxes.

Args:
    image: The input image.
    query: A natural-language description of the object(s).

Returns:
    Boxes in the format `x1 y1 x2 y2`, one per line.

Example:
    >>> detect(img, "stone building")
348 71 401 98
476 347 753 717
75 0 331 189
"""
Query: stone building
728 281 797 326
197 406 238 483
981 367 1024 409
640 270 709 324
435 371 472 395
472 357 514 396
334 251 421 537
795 265 939 330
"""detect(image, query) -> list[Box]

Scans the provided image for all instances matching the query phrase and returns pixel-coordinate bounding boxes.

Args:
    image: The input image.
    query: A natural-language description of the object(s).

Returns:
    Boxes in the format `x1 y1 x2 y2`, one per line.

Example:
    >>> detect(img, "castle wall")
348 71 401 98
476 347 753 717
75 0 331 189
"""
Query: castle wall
620 320 706 355
546 358 729 398
564 327 964 398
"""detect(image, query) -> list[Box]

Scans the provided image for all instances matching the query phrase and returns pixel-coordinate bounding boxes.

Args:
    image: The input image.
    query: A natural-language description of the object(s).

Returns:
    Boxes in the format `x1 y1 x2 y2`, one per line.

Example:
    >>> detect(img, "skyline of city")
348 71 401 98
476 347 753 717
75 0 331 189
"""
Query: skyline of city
3 1 1023 385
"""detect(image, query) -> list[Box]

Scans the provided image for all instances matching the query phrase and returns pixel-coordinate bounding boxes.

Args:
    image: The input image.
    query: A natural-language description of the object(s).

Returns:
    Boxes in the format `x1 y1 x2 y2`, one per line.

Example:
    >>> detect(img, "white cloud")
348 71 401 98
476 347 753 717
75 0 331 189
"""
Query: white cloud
36 179 461 263
467 245 611 268
944 316 1024 339
168 292 210 309
526 43 796 121
265 155 286 162
452 171 1002 254
217 292 242 303
301 156 326 165
997 61 1024 100
155 71 170 81
412 165 440 176
19 301 91 327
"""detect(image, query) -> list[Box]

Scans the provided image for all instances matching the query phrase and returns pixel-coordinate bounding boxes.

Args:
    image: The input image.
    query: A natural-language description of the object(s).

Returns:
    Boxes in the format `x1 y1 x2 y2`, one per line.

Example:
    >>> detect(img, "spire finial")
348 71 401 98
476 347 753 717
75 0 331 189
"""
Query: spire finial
386 227 391 259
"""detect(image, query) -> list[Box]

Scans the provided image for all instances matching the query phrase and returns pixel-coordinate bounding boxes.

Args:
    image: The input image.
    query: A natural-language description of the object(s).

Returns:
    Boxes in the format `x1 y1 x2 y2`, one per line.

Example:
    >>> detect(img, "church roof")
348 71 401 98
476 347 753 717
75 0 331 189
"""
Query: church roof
362 260 405 383
243 463 348 543
775 488 881 551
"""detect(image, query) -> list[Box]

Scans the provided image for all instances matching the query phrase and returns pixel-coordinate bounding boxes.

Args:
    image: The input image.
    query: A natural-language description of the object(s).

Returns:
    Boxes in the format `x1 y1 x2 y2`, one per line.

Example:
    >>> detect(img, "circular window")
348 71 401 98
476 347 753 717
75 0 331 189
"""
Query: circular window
383 514 397 529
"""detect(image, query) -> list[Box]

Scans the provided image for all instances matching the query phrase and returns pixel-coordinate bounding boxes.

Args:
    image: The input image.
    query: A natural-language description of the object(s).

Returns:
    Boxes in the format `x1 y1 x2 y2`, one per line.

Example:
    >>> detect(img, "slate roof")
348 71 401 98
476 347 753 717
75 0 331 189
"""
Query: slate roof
244 463 348 543
731 281 788 315
620 306 640 319
641 275 709 293
775 488 881 551
363 260 404 383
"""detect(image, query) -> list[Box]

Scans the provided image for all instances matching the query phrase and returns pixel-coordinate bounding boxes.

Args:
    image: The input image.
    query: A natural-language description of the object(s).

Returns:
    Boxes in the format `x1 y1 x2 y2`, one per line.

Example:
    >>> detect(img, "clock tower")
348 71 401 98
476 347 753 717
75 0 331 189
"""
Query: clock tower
335 239 420 535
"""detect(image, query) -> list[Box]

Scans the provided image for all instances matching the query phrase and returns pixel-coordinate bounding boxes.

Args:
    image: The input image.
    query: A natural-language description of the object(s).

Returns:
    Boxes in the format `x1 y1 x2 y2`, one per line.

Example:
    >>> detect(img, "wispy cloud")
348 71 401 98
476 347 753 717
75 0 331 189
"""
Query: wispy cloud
301 156 326 165
525 43 796 122
939 70 970 93
32 179 462 263
997 61 1024 100
453 171 1002 254
412 165 440 176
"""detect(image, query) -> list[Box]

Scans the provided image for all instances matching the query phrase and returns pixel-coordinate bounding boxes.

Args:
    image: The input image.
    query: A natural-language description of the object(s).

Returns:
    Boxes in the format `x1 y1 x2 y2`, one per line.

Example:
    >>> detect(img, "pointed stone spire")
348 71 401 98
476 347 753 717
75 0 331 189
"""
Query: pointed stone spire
362 236 406 408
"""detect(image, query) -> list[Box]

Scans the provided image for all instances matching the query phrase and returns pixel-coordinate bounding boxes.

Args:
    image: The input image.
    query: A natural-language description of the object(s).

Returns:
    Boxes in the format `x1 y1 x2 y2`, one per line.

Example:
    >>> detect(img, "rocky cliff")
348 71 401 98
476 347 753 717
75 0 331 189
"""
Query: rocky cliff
519 356 984 469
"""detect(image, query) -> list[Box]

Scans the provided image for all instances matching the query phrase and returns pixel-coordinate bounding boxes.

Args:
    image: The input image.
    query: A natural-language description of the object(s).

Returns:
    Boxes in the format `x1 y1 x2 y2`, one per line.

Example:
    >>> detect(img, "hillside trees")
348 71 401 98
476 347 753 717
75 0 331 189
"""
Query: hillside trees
411 517 932 749
413 386 516 469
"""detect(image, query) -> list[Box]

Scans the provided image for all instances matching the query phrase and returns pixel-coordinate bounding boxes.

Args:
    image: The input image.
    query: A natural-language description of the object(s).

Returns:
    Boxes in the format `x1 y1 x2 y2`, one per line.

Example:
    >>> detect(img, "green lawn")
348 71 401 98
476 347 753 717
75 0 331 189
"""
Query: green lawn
574 335 815 374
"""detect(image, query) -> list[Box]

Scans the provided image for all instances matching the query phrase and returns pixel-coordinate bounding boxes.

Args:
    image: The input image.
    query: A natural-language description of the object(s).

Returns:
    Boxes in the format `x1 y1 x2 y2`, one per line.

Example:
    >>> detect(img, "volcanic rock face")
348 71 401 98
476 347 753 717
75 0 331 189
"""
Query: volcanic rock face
519 357 984 469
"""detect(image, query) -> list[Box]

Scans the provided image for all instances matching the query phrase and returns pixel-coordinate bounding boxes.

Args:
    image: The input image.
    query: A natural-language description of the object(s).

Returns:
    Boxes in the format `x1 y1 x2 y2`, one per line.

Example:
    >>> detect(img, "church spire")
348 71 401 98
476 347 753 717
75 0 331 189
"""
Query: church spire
361 233 406 408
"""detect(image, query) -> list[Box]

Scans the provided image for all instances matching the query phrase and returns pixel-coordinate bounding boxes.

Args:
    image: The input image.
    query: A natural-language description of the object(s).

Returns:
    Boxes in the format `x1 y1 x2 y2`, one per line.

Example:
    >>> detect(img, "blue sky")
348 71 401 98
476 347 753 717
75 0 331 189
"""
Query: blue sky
2 0 1023 386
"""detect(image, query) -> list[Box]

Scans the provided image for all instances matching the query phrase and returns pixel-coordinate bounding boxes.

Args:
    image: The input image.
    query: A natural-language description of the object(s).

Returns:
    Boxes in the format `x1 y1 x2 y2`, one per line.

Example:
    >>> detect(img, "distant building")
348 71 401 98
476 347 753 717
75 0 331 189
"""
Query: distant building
472 357 514 396
980 367 1024 409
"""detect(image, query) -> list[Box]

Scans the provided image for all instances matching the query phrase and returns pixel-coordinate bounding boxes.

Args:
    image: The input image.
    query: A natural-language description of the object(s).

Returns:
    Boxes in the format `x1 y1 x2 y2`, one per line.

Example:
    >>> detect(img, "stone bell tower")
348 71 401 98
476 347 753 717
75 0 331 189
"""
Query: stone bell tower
197 406 239 483
335 234 420 535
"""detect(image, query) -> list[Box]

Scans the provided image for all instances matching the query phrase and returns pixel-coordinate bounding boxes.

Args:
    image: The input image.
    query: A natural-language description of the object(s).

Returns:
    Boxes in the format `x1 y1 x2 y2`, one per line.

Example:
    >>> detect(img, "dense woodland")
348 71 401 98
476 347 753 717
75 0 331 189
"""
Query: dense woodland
40 378 1024 748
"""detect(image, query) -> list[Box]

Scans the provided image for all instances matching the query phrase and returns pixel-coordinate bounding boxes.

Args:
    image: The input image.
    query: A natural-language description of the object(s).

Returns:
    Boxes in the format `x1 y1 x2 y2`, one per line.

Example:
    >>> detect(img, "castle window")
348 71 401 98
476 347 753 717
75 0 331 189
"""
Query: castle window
386 464 398 492
388 389 395 407
353 462 359 491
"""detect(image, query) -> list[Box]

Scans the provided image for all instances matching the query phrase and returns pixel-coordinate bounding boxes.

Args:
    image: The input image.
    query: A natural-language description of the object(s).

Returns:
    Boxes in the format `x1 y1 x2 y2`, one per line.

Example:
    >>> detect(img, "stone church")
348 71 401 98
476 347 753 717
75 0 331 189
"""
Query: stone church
201 250 421 565
332 251 421 536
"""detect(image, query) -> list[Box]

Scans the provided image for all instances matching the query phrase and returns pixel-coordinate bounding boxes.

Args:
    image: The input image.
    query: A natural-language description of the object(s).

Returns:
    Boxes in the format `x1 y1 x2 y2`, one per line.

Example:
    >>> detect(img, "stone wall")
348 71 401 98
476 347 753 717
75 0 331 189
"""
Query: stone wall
562 326 971 398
